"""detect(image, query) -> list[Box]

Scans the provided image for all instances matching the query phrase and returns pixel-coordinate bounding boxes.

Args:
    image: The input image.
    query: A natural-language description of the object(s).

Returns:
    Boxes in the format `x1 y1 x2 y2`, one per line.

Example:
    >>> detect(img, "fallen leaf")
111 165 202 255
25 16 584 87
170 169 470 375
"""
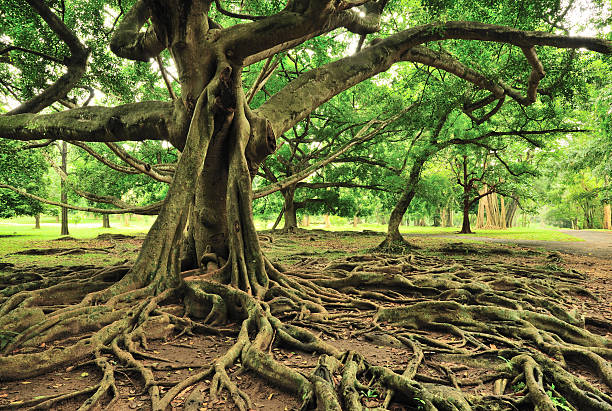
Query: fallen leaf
80 372 89 377
267 393 274 400
21 382 32 385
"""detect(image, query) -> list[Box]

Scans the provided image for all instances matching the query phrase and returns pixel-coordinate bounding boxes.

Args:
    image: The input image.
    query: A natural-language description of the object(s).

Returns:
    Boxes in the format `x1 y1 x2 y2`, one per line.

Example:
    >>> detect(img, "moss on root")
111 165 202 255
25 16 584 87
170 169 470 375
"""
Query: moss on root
0 243 610 411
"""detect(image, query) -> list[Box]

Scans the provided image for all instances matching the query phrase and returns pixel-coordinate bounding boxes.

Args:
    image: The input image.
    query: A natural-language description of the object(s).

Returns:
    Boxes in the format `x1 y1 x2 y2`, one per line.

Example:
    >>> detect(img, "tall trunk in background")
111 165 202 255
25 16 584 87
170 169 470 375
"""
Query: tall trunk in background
281 186 298 230
604 176 611 229
34 214 40 229
459 157 473 234
302 215 309 227
324 214 331 228
60 141 69 236
476 188 486 229
505 198 518 228
102 214 111 228
604 204 611 230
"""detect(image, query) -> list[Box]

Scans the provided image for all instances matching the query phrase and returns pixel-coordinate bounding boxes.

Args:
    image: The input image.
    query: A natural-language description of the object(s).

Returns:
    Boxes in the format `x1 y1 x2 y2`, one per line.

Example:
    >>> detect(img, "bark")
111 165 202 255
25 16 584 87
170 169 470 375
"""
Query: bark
34 214 40 229
281 186 298 231
460 196 473 234
604 204 611 230
102 214 111 229
60 141 69 236
505 198 519 228
384 159 425 243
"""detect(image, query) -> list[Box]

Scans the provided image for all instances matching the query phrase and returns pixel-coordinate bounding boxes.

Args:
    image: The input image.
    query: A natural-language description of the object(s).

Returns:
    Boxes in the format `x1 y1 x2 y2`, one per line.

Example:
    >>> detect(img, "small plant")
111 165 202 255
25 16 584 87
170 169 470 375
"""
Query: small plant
546 384 572 411
512 381 525 392
360 389 379 398
497 355 513 370
414 397 426 410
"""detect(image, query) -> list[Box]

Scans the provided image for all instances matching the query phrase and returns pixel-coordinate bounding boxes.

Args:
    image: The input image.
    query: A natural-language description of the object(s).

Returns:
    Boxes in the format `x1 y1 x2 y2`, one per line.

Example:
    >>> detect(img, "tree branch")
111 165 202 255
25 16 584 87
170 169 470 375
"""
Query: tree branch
257 21 611 136
110 0 165 61
105 142 173 183
7 0 90 114
0 183 162 215
0 101 177 144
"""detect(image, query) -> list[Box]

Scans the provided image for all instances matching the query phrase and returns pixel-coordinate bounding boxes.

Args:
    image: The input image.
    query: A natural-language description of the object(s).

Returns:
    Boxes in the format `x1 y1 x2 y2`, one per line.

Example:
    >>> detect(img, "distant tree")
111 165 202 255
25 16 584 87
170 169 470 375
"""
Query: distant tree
0 138 46 223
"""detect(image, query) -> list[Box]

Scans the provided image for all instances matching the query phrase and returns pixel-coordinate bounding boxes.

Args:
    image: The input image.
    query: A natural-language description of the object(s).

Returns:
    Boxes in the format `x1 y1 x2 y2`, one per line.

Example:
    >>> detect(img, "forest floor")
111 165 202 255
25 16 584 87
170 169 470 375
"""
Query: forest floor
0 230 610 410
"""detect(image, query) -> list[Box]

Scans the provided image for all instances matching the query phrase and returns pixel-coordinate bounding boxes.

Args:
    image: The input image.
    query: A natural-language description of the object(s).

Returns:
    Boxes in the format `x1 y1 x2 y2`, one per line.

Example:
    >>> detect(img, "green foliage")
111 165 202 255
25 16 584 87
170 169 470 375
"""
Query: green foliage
0 139 47 218
546 384 572 411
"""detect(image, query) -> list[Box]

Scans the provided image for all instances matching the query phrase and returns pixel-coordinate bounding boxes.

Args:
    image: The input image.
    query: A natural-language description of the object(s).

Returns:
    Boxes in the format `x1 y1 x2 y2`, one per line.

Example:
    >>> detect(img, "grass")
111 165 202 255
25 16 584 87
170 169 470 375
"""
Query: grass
255 219 583 242
0 215 584 268
0 215 151 268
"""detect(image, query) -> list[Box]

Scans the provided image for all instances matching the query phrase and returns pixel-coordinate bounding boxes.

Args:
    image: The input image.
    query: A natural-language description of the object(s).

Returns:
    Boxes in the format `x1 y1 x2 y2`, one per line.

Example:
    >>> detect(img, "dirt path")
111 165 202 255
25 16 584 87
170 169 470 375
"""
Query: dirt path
413 229 612 259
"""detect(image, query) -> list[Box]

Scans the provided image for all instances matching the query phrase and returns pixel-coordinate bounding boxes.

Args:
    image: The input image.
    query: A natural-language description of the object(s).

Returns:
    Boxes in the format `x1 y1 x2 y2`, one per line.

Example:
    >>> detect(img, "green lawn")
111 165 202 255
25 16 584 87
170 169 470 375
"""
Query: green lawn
0 216 582 264
255 220 583 242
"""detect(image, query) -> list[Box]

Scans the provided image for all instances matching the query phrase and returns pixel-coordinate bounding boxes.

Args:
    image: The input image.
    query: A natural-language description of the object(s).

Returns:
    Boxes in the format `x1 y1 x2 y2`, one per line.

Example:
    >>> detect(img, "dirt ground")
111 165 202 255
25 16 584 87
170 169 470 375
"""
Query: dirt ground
0 230 610 410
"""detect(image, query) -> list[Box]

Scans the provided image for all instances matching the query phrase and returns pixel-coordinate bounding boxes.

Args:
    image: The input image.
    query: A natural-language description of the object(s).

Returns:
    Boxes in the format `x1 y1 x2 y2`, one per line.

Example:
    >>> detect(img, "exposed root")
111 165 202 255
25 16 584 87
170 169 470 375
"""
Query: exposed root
1 241 610 411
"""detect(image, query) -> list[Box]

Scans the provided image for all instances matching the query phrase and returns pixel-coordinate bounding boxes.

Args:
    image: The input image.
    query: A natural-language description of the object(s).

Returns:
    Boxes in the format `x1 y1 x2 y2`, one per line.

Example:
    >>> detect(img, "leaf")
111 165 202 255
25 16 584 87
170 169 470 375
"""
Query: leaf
267 393 274 400
80 372 89 377
21 381 32 385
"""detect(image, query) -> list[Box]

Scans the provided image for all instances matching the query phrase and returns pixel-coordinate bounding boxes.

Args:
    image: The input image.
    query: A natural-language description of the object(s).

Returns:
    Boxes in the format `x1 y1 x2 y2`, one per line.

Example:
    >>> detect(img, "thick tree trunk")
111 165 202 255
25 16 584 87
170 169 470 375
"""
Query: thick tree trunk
34 214 40 229
60 141 69 236
102 214 111 228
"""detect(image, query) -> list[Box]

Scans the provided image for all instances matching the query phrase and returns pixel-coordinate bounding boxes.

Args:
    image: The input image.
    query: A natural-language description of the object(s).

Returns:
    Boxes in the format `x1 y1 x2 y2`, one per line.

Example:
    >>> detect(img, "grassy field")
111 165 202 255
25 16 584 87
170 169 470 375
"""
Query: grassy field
0 215 583 267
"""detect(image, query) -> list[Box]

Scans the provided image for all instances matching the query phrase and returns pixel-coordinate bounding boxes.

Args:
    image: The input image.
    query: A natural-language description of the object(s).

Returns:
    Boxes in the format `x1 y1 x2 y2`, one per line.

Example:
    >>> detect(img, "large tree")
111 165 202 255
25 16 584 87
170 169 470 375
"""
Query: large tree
1 1 612 410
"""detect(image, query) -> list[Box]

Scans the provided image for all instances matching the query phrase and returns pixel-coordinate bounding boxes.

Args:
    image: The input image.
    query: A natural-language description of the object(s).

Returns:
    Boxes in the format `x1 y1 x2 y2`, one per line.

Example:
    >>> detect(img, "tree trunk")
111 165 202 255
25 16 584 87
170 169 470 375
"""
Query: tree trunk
34 214 40 229
323 214 331 228
281 186 298 230
302 214 309 227
460 184 473 234
102 214 111 228
60 141 69 236
123 213 130 227
383 160 425 244
476 189 486 229
353 215 358 227
604 204 611 230
505 198 518 228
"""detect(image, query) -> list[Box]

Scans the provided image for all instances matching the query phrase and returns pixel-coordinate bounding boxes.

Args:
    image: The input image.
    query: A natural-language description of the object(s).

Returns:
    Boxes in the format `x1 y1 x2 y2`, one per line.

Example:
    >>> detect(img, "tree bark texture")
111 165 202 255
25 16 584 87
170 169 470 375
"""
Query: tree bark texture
604 204 611 230
102 214 111 228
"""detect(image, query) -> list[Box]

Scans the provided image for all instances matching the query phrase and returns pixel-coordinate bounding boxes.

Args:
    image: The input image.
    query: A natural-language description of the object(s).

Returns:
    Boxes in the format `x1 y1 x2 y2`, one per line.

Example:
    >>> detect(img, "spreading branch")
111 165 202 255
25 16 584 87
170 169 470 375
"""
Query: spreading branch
0 101 177 144
7 0 90 114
